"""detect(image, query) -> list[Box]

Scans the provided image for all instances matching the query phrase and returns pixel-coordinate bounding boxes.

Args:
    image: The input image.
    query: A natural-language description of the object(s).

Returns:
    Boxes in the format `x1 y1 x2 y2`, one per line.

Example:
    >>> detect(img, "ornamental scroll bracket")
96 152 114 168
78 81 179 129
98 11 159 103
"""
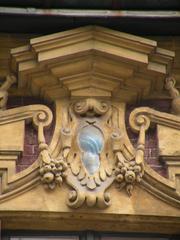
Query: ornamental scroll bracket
0 102 53 200
39 98 145 208
129 107 180 207
1 94 180 208
1 89 180 209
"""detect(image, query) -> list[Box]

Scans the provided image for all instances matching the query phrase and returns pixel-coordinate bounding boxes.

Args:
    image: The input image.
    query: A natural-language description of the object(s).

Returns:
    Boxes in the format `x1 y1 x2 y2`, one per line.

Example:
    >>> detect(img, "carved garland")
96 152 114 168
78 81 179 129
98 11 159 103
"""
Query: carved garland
39 126 68 190
2 75 180 208
1 75 180 208
114 120 145 196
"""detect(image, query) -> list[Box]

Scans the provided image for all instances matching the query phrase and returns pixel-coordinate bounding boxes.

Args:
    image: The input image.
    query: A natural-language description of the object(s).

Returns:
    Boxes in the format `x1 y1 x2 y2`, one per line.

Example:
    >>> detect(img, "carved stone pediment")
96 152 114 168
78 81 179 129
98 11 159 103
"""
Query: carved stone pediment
0 26 180 232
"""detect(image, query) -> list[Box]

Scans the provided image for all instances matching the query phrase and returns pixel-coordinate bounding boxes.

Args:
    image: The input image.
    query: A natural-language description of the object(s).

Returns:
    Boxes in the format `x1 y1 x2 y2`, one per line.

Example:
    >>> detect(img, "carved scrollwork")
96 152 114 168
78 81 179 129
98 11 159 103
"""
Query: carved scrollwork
129 106 180 131
73 98 110 117
0 104 52 127
38 97 145 208
129 106 180 207
45 98 115 208
37 97 180 209
0 103 53 201
2 94 180 209
37 98 148 208
67 188 111 209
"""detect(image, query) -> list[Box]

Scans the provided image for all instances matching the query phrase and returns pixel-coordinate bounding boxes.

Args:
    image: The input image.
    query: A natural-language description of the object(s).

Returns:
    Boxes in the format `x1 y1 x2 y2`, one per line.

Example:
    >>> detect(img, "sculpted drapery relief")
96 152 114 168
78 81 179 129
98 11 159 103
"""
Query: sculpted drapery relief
0 26 180 210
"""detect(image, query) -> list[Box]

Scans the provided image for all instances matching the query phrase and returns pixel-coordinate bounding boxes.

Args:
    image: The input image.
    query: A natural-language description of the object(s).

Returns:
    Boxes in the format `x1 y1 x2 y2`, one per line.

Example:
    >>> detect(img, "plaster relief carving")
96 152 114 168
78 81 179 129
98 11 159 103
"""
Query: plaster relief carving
39 98 144 208
66 98 114 208
165 76 180 115
1 26 180 213
39 135 68 190
130 107 180 207
0 103 53 200
0 75 16 110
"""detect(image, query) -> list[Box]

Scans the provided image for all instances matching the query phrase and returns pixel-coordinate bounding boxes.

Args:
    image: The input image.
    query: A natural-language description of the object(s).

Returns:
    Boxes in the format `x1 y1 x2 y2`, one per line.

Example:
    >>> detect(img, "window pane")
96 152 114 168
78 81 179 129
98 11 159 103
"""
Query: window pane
11 237 78 240
102 238 169 240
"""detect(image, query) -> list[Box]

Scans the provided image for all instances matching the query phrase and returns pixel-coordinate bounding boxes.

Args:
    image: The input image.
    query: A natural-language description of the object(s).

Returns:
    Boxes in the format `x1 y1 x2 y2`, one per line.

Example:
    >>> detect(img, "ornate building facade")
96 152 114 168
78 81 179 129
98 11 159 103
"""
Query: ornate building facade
0 1 180 239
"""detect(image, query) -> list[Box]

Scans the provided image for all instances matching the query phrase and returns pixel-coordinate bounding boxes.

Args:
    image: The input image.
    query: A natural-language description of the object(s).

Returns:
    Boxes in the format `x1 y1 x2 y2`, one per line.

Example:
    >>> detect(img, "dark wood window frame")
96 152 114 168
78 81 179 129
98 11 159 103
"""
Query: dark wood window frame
1 230 180 240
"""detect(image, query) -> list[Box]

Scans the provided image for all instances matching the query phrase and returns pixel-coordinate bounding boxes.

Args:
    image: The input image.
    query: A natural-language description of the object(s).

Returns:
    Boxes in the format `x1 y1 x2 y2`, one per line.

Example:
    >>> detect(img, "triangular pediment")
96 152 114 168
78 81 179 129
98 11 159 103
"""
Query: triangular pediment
11 26 174 102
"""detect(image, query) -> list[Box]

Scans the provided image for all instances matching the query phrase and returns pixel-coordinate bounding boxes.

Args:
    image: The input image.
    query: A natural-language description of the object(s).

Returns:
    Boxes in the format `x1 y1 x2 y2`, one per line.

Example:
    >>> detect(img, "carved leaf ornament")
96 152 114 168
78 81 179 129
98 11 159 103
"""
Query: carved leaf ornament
1 74 180 209
1 26 180 210
38 96 180 209
38 98 145 208
1 73 180 209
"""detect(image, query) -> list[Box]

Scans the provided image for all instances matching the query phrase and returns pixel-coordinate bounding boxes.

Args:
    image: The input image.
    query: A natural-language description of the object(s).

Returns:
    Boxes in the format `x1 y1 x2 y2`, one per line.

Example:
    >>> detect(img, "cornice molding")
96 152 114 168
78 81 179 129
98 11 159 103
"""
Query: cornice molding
10 26 174 103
